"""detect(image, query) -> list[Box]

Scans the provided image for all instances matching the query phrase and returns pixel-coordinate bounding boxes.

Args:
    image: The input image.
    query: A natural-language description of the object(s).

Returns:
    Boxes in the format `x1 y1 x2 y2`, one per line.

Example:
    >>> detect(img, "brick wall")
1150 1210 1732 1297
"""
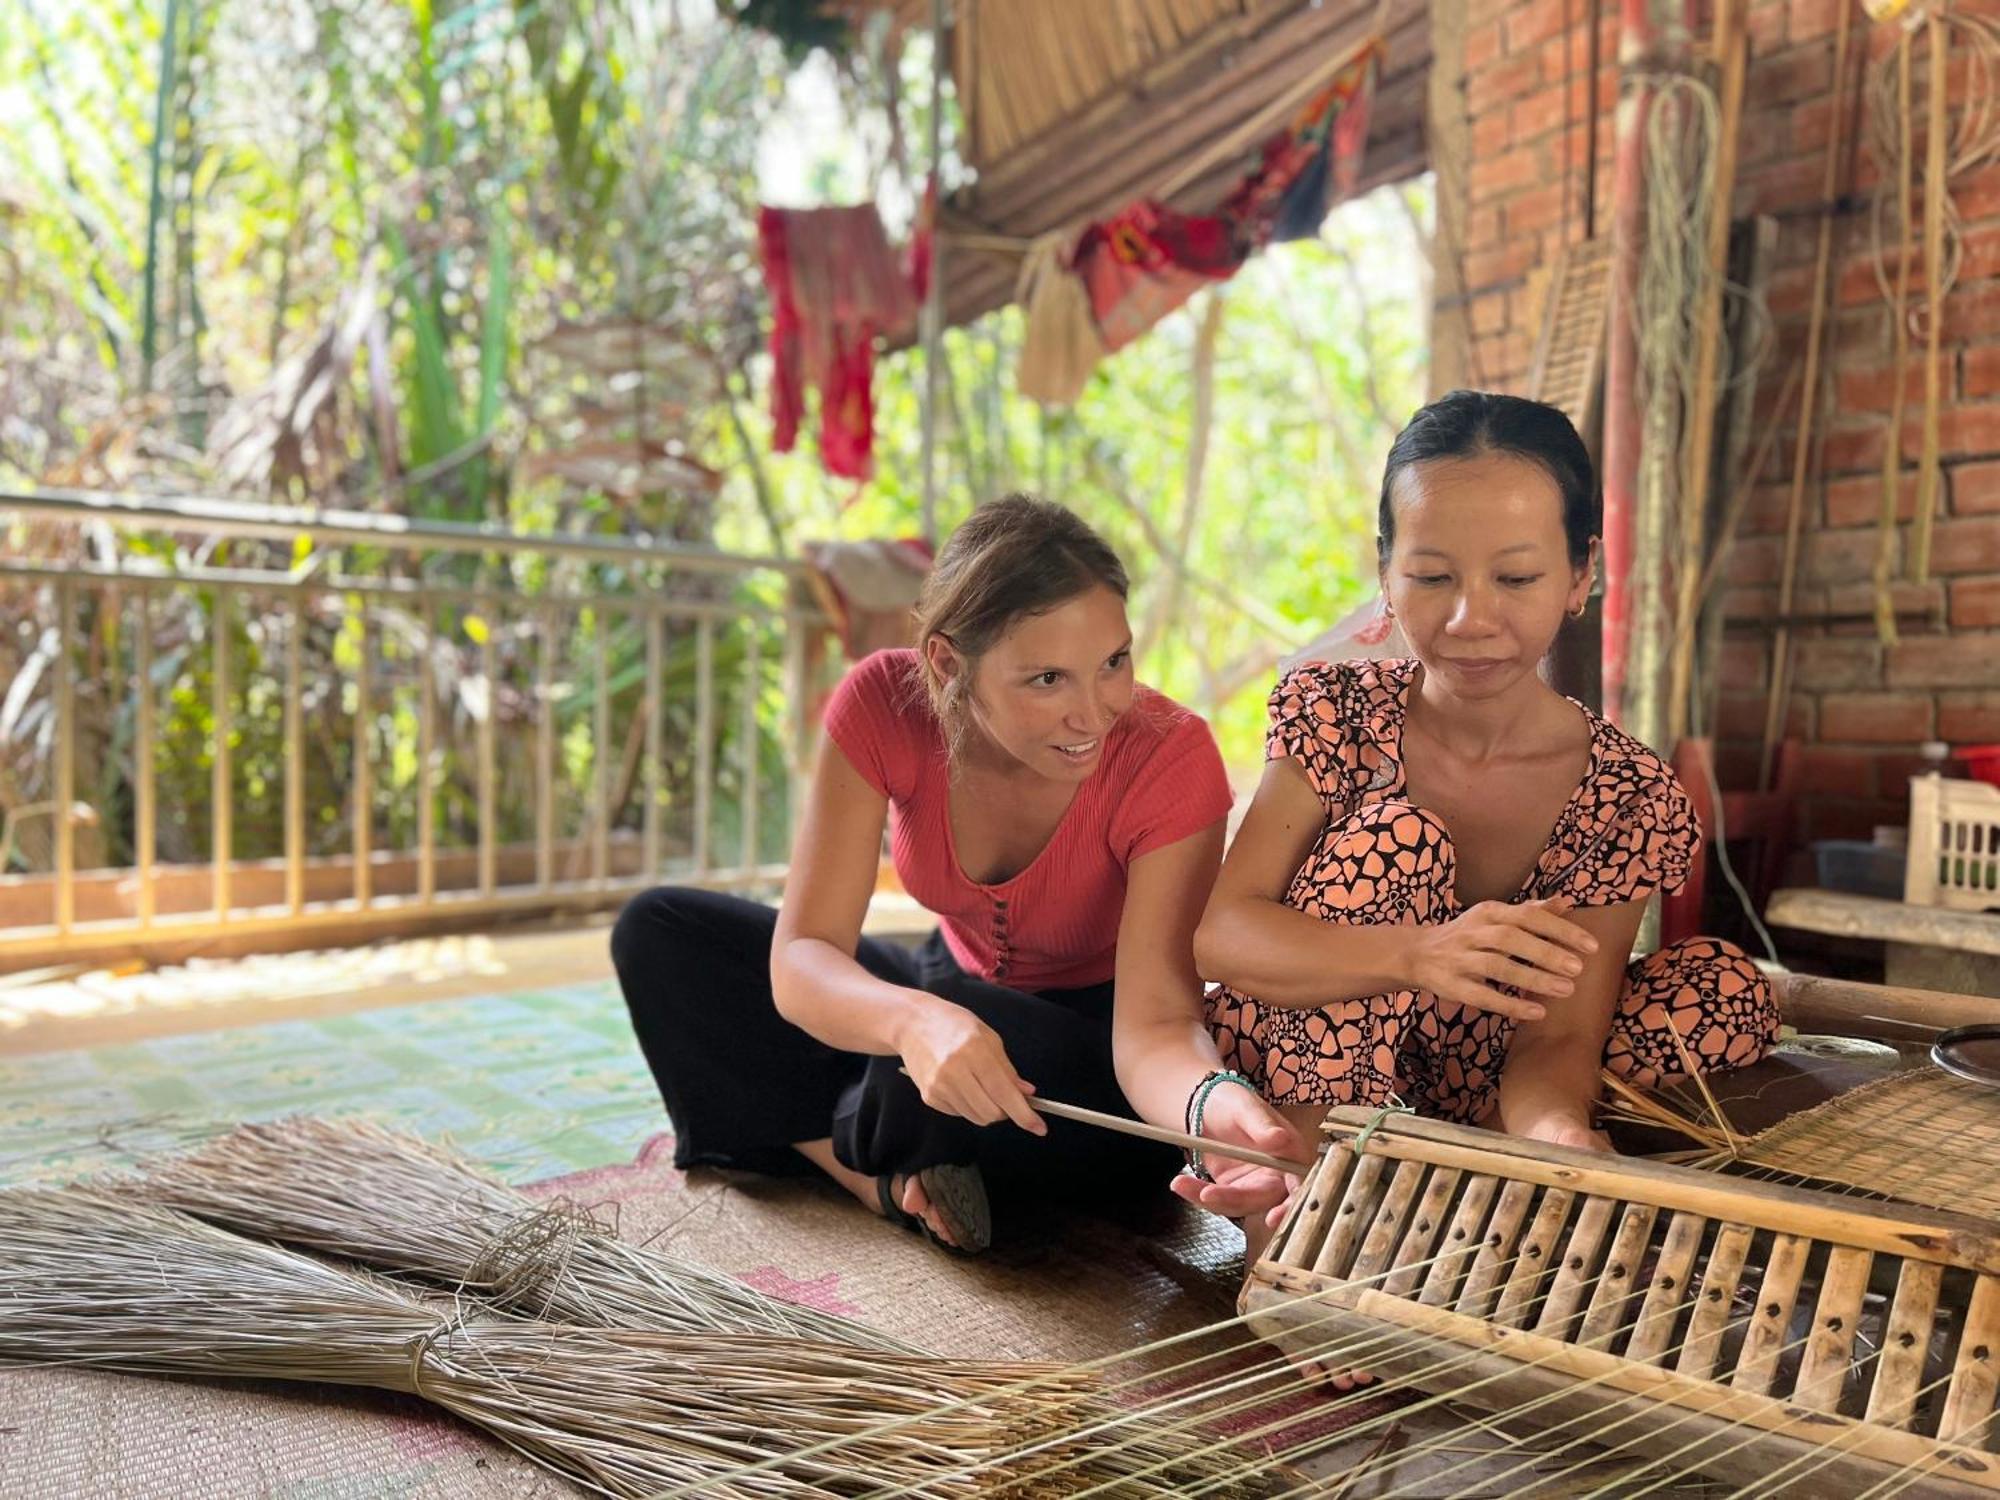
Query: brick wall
1442 0 2000 843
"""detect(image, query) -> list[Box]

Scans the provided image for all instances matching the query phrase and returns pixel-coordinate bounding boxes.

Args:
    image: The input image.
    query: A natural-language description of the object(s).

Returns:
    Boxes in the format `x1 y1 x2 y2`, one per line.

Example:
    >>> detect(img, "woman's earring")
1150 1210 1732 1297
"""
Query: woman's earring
1568 600 1588 620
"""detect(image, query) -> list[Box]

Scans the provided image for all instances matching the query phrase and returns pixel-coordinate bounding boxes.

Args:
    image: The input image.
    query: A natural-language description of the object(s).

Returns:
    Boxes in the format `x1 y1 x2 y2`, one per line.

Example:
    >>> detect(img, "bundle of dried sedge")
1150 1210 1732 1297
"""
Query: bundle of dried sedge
125 1118 1261 1495
0 1185 1164 1498
133 1115 918 1355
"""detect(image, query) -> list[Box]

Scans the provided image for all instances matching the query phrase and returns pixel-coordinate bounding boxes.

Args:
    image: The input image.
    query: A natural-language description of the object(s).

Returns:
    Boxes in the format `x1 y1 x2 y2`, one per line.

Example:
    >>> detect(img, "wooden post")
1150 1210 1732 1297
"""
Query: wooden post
918 0 948 546
1666 0 1747 747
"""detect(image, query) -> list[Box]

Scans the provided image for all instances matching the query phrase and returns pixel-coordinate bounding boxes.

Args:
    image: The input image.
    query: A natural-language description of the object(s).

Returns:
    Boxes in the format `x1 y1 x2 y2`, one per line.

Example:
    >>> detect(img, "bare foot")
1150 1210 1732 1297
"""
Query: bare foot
792 1140 961 1248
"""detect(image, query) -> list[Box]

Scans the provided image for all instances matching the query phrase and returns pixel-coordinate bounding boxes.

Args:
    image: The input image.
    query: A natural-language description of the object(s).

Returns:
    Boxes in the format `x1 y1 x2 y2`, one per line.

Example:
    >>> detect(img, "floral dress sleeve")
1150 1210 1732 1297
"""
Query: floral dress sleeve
1550 759 1702 907
1264 662 1357 815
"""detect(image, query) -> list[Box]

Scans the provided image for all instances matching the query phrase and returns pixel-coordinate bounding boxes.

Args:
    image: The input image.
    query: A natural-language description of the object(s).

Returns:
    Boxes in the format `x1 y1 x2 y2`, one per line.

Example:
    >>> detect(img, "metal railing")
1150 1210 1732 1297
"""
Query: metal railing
0 488 829 968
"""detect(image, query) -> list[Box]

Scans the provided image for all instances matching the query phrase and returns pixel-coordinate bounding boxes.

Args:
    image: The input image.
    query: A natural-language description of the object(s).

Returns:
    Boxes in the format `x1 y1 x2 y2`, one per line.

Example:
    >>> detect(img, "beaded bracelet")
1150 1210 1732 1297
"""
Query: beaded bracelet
1183 1069 1258 1183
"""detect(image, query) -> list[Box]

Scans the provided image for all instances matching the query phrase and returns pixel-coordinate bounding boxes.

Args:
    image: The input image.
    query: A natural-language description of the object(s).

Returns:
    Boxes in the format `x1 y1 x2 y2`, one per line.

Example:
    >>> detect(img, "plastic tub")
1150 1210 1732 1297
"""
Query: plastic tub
1812 839 1907 900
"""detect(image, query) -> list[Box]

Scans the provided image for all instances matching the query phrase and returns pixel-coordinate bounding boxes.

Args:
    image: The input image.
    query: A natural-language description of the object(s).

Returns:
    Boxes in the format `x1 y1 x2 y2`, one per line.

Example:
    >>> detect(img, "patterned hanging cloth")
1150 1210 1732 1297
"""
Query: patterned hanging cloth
1058 34 1385 365
757 203 917 480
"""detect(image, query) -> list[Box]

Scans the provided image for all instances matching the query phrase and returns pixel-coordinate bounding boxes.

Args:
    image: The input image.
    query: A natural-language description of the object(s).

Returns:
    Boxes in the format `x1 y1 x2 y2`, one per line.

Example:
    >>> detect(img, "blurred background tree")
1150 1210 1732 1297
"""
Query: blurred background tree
0 0 1427 875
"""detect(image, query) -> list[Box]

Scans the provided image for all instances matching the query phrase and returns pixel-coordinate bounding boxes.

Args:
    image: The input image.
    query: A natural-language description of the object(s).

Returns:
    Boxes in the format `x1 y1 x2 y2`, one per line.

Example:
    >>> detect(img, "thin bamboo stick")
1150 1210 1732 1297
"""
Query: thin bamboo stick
135 591 155 927
284 592 304 915
54 577 75 933
212 586 233 920
353 613 372 907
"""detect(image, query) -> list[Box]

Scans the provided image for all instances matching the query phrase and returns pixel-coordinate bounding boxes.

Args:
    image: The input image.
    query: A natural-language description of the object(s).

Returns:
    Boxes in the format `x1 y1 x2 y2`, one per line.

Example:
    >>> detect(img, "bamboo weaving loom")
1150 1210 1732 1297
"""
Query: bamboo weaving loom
1242 1105 2000 1498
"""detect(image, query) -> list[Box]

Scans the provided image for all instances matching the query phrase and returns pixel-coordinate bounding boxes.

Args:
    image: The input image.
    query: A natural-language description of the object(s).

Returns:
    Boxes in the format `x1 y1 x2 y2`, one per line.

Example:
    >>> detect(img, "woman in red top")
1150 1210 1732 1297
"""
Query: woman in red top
614 495 1304 1252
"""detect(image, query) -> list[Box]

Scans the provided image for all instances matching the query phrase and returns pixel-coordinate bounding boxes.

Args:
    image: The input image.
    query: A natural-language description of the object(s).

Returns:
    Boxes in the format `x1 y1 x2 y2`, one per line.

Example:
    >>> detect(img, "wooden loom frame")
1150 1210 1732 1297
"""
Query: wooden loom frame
1244 1106 2000 1497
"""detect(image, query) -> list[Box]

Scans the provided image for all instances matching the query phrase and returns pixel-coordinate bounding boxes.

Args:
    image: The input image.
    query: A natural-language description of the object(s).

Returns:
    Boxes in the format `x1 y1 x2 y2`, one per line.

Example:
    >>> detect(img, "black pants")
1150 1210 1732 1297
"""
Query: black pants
610 887 1178 1209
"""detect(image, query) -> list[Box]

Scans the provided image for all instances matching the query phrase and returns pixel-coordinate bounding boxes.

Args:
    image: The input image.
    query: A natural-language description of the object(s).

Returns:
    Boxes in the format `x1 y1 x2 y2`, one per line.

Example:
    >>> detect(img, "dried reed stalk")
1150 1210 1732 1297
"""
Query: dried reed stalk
0 1184 1219 1498
134 1115 920 1355
126 1118 1261 1495
1595 1067 1737 1157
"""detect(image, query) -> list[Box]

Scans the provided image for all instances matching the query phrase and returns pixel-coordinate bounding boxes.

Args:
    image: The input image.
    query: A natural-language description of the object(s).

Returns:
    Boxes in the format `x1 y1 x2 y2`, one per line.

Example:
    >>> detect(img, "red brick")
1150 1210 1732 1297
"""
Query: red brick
1470 289 1512 336
1944 280 2000 340
1969 347 2000 403
1504 0 1569 52
1822 424 1888 477
1821 581 1947 628
1961 224 2000 286
1718 637 1768 694
1825 471 1917 529
1819 692 1936 744
1714 693 1768 743
1738 156 1827 217
1790 0 1851 41
1751 42 1836 105
1955 460 2000 516
1467 205 1504 250
1957 163 2000 225
1787 94 1839 158
1467 52 1542 113
1726 534 1783 586
1504 181 1568 236
1510 86 1568 143
1927 515 2000 576
1722 585 1779 621
1795 637 1883 691
1899 402 2000 465
1805 527 1887 587
1799 746 1878 797
1465 239 1538 289
1470 144 1545 203
1744 0 1787 51
1465 19 1504 72
1472 109 1513 159
1951 578 2000 629
1832 308 1892 364
1836 356 1941 416
1939 692 2000 743
1742 482 1796 535
1886 635 2000 689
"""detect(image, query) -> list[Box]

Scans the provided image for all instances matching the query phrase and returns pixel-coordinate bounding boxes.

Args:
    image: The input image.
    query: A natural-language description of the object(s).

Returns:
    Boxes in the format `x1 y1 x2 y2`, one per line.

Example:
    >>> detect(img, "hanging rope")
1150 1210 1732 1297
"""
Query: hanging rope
1862 7 2000 634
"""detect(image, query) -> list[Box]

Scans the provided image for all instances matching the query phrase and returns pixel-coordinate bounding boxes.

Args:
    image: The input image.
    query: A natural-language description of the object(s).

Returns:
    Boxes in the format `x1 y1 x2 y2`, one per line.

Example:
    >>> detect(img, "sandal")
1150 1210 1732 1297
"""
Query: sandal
876 1163 992 1255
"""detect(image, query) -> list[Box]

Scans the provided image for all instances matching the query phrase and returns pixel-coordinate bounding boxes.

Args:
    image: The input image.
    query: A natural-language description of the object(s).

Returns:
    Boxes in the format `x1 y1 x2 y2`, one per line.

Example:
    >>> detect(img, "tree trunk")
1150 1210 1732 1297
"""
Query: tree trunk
1135 289 1226 666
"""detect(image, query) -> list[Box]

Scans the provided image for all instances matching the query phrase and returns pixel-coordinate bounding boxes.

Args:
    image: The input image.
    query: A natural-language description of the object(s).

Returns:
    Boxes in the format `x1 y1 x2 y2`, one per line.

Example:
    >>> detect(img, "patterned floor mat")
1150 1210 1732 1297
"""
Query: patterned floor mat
0 982 666 1188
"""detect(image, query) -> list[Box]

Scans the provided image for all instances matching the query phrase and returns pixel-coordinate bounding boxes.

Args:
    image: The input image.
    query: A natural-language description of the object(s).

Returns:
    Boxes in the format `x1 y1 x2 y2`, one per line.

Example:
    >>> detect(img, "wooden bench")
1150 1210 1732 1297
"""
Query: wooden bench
1766 887 2000 998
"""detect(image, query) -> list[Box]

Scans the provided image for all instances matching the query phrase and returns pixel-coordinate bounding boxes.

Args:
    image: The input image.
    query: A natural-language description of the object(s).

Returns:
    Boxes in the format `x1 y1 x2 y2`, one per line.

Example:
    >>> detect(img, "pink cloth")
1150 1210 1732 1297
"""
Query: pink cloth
822 649 1233 991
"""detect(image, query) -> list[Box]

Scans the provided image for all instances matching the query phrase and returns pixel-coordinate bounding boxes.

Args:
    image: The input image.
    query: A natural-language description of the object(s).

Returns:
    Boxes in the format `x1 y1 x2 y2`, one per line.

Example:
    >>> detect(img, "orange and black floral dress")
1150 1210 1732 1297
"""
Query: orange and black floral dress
1205 659 1779 1122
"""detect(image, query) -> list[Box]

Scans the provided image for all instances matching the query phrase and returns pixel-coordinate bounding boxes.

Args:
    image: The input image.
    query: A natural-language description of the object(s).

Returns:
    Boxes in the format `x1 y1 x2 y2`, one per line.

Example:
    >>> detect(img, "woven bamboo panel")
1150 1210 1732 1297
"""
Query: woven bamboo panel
1730 1069 2000 1222
1528 235 1615 432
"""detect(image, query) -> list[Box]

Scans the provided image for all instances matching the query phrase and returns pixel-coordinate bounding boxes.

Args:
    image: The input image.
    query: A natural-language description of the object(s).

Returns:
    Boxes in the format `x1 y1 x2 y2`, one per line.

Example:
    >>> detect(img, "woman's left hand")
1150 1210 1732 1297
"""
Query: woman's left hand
1169 1085 1310 1219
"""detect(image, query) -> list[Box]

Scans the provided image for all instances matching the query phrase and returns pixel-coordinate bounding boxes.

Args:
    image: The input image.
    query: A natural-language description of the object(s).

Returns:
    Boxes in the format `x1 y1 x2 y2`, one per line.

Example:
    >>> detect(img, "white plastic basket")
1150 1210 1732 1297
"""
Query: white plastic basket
1905 774 2000 912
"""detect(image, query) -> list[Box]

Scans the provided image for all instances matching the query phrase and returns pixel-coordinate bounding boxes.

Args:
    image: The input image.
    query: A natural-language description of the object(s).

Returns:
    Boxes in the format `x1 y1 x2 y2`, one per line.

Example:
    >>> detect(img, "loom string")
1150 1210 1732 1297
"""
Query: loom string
1135 1257 1743 1500
1253 1281 1782 1499
661 1235 1501 1499
1352 1299 1773 1494
1547 1337 1888 1500
1730 1375 1999 1500
887 1242 1568 1499
1045 1217 1754 1500
931 1234 1668 1500
1852 1407 2000 1500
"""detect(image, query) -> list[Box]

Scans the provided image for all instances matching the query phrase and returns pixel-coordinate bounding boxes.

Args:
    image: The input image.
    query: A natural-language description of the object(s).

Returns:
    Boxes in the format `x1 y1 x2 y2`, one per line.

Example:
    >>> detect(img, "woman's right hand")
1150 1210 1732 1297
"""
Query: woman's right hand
1409 897 1598 1023
898 996 1047 1134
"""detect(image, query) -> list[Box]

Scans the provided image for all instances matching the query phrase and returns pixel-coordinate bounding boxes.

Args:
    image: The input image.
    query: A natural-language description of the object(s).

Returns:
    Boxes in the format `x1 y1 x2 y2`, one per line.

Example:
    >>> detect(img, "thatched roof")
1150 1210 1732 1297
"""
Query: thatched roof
847 0 1430 331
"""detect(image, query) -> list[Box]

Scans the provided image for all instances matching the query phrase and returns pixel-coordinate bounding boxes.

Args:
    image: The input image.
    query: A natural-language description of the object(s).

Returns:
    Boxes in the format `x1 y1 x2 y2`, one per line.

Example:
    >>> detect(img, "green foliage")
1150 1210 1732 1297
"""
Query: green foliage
0 0 1426 883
